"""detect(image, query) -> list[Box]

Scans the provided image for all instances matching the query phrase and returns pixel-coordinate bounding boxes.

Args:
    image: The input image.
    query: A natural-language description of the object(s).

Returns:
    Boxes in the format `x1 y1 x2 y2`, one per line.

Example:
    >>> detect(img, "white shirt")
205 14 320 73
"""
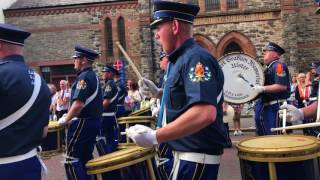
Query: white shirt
55 89 71 111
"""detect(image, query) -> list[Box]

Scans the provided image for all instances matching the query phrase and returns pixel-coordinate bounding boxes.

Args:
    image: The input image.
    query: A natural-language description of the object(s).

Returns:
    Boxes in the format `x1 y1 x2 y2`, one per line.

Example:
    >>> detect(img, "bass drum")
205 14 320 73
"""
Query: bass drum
218 53 264 104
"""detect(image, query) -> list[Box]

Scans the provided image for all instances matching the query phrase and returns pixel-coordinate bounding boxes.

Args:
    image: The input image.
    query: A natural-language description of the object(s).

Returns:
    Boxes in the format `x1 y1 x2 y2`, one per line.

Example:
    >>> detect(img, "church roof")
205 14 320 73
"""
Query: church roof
8 0 121 9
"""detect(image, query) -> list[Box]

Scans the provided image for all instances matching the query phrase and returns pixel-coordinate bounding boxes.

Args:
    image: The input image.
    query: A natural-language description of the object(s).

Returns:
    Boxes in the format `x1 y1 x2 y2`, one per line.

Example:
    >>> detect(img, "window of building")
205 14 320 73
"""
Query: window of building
117 17 126 57
105 18 113 57
223 42 242 54
205 0 220 11
189 0 199 5
227 0 238 9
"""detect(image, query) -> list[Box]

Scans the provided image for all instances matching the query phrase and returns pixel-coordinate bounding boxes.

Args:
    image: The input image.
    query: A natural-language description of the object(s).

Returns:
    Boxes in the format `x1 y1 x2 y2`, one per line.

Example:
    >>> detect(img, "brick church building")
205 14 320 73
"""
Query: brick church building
3 0 320 85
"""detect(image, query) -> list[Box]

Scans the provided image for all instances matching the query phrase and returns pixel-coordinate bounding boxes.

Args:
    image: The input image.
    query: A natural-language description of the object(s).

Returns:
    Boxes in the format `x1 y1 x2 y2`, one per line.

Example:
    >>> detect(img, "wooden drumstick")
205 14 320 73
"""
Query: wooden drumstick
116 41 143 80
271 122 320 131
282 101 287 134
237 74 254 87
120 129 148 135
316 81 320 122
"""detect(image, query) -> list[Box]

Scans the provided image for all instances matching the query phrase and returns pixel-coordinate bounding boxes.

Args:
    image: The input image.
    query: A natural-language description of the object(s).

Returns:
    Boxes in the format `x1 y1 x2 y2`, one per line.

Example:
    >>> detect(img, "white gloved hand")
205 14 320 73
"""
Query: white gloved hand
252 85 265 94
279 104 304 122
53 114 58 121
126 124 158 147
138 78 160 98
151 107 159 117
58 114 68 126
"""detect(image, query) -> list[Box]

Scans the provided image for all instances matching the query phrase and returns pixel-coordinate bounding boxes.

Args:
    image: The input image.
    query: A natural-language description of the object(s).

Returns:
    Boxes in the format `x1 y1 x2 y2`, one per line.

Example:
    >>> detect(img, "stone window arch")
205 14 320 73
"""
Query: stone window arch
217 31 256 58
105 17 113 57
117 16 126 57
194 34 217 57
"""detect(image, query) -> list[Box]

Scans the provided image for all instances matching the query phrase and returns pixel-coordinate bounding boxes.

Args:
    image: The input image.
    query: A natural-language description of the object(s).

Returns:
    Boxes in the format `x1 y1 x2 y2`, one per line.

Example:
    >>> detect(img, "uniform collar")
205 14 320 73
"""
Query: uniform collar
1 54 25 63
77 67 92 75
267 59 279 69
168 38 195 62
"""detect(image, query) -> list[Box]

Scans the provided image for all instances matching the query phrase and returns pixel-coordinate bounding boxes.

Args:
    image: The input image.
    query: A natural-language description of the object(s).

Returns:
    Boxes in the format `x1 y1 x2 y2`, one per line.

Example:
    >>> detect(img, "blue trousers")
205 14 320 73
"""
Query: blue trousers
0 156 41 180
171 158 220 180
254 100 279 136
157 143 174 180
96 115 119 155
64 117 101 180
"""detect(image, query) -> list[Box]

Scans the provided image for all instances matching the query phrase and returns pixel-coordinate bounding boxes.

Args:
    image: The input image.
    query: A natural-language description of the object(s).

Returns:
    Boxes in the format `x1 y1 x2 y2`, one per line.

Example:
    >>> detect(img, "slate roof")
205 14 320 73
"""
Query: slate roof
8 0 123 9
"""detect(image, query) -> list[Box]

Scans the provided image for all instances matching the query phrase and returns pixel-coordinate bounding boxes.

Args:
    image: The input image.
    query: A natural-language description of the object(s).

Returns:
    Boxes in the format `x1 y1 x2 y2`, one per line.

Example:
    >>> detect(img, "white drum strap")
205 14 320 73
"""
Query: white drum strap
217 91 222 103
84 76 99 107
110 92 119 104
0 73 41 131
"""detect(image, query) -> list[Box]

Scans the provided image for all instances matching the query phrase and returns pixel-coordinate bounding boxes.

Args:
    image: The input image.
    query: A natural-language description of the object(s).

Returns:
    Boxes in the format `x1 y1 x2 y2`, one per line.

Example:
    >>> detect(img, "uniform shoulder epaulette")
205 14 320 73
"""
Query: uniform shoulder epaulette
0 61 9 65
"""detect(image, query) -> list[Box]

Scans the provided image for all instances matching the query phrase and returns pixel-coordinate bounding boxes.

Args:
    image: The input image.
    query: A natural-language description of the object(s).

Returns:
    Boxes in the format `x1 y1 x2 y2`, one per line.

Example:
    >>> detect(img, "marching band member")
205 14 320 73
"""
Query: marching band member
0 23 51 179
114 70 127 118
252 42 290 135
96 65 119 155
127 1 228 179
58 44 103 180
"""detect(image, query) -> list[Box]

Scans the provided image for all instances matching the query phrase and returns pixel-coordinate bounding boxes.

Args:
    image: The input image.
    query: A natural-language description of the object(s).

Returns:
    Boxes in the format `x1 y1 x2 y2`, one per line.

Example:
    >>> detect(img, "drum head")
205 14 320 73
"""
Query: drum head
237 135 319 154
219 53 264 104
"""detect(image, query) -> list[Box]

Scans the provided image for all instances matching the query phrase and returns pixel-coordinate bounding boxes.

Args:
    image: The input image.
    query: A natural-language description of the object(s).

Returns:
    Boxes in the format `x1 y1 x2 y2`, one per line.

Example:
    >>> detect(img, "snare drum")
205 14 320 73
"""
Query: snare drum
86 146 157 180
41 121 64 156
117 116 156 149
129 107 152 116
237 135 320 180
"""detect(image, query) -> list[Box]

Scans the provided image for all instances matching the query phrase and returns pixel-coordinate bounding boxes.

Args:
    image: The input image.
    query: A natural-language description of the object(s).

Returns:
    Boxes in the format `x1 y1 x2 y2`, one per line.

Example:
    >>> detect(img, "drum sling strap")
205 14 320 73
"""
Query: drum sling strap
0 72 41 130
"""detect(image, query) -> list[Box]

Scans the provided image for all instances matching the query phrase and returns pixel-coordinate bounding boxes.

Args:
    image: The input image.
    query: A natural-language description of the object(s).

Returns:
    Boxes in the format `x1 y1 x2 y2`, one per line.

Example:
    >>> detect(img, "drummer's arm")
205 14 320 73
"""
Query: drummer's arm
64 100 84 122
263 84 287 93
156 103 216 143
301 101 318 119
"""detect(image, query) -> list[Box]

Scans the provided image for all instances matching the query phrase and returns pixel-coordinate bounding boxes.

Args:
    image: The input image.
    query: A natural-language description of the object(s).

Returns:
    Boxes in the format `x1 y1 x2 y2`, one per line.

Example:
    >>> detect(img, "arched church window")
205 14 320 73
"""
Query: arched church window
223 41 242 54
117 17 126 57
105 18 113 57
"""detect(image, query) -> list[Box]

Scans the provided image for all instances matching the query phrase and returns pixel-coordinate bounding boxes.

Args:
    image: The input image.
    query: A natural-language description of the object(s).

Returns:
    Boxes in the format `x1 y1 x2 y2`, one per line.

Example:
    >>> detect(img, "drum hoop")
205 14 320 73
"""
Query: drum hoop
87 153 154 174
48 121 64 130
86 147 153 167
218 53 265 104
129 107 151 116
238 153 319 162
117 116 155 121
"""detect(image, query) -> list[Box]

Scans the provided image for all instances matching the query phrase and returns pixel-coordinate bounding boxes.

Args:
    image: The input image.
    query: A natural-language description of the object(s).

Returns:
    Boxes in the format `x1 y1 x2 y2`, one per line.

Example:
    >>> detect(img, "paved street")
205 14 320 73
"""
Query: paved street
43 116 257 180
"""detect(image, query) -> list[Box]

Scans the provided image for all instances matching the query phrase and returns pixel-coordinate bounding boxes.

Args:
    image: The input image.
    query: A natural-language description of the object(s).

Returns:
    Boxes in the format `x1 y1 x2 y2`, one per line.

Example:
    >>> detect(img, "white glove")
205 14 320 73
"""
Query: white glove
279 104 304 122
126 124 158 147
252 85 265 94
53 114 58 121
138 78 160 98
58 114 68 125
151 107 159 117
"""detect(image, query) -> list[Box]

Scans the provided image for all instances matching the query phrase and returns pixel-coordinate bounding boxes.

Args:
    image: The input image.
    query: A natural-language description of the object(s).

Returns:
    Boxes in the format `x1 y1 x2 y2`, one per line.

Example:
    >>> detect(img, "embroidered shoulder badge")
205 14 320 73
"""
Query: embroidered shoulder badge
188 62 212 82
76 80 87 90
275 64 286 77
105 84 112 92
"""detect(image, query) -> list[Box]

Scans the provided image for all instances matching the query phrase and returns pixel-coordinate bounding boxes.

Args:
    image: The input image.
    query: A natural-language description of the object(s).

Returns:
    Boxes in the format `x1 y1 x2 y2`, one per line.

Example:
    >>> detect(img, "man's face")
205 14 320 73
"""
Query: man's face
102 71 112 80
263 50 279 64
154 21 176 54
59 82 67 90
73 57 82 71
